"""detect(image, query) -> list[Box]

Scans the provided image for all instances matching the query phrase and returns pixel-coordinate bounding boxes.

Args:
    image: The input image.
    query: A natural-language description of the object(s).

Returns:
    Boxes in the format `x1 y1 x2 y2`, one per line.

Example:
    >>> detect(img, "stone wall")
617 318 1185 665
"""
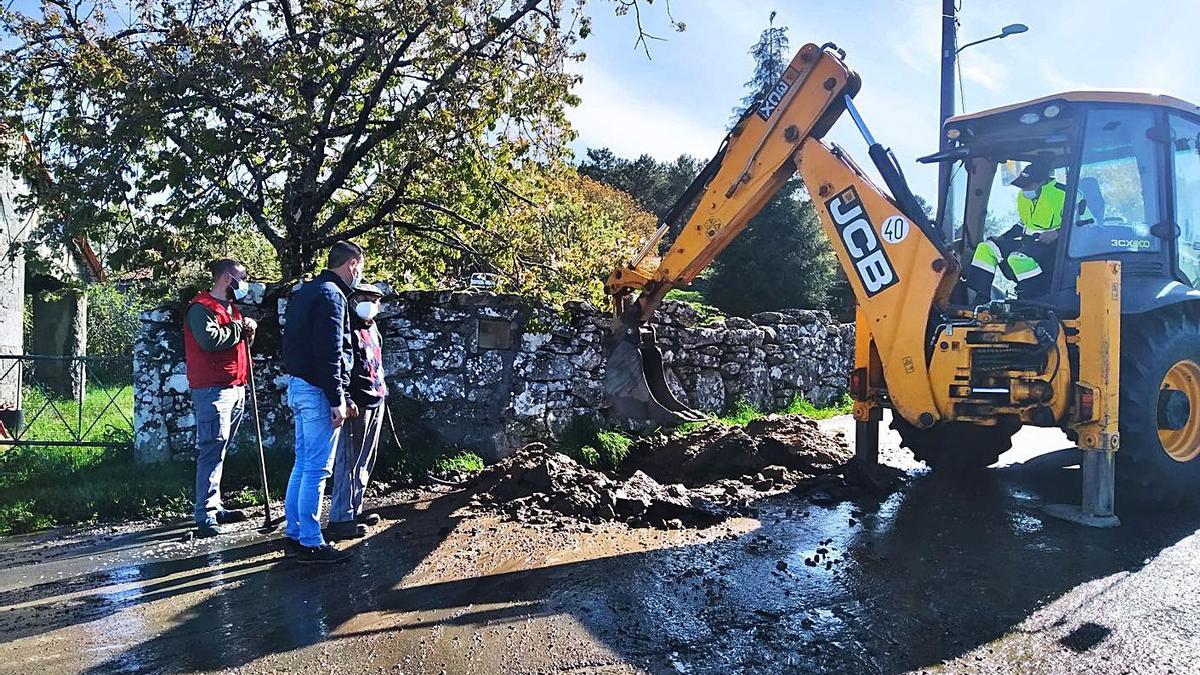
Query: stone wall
133 289 853 463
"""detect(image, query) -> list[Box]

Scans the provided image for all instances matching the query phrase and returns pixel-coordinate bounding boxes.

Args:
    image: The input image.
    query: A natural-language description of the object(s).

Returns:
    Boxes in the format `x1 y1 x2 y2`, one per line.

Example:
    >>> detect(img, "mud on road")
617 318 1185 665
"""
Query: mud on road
2 415 1200 674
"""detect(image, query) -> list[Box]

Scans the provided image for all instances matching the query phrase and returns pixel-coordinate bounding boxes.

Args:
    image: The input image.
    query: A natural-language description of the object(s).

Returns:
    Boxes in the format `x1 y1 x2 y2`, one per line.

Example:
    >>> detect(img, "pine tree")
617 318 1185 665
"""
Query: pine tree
730 12 790 124
706 13 849 318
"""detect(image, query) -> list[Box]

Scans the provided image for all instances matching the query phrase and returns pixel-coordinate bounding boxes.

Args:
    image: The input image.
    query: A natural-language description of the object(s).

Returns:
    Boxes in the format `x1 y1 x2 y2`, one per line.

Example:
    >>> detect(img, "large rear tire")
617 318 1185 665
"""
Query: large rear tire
891 415 1019 471
1117 305 1200 503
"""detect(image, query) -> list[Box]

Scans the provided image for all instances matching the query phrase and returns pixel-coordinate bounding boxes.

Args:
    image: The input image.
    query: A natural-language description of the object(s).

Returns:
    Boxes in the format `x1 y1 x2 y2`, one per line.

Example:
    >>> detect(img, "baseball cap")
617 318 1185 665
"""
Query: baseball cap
353 282 384 297
1009 161 1052 189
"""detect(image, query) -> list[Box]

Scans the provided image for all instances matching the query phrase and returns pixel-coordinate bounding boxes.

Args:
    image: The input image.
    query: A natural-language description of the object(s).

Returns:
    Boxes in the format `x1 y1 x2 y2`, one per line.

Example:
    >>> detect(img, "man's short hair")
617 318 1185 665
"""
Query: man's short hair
327 240 364 269
209 258 245 280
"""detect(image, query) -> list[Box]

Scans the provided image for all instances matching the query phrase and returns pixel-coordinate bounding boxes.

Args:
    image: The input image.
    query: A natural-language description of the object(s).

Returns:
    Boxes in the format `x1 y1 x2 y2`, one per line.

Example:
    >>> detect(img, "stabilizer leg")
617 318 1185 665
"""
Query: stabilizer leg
1044 448 1120 528
854 419 879 466
1044 261 1122 528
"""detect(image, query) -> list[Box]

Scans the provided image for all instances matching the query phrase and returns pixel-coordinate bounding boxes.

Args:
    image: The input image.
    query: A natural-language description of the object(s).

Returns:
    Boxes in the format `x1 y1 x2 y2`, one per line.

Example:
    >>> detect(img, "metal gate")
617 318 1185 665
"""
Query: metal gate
0 354 134 449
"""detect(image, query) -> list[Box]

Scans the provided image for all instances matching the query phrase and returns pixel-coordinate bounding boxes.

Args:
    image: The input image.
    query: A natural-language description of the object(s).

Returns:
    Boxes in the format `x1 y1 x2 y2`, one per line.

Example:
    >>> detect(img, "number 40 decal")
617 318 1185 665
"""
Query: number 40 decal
881 215 910 244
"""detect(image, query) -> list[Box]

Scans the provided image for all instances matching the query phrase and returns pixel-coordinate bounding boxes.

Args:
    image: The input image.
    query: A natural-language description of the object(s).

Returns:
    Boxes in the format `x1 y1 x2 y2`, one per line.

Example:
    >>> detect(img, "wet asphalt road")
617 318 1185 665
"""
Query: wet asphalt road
1 415 1199 674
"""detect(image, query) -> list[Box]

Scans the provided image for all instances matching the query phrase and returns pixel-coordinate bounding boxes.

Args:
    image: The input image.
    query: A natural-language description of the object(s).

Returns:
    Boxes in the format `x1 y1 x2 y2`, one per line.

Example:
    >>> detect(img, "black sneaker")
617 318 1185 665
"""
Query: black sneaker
325 521 368 541
216 509 249 525
281 537 303 558
357 512 382 527
294 544 351 565
195 524 222 539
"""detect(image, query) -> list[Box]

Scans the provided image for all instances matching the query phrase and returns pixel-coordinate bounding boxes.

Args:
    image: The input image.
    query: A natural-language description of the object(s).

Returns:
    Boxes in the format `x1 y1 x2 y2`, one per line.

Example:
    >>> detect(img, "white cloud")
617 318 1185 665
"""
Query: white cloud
567 62 725 161
887 2 942 75
959 50 1009 93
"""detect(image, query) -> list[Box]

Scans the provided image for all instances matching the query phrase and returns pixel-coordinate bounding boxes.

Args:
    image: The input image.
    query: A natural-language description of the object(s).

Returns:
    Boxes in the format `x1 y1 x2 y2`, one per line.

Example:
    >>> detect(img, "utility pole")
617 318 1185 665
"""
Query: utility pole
936 0 957 233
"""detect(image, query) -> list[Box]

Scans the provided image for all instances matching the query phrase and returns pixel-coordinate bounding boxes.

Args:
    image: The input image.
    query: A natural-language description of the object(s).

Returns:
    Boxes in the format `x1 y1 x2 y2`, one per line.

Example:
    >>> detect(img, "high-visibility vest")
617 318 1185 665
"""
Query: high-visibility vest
1017 180 1066 233
183 291 249 389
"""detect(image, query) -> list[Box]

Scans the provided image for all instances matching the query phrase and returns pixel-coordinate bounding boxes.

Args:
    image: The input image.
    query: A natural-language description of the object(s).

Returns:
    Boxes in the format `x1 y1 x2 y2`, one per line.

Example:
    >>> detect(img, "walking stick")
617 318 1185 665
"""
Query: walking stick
245 344 279 532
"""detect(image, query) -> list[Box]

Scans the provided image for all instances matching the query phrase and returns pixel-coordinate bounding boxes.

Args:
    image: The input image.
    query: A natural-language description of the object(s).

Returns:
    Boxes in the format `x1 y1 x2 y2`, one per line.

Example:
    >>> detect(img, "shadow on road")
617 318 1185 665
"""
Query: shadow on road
6 447 1199 674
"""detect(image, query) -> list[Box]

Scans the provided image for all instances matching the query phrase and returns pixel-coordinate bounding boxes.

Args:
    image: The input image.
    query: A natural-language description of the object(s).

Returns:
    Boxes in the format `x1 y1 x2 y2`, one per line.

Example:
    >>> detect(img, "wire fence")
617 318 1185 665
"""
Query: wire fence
0 354 134 449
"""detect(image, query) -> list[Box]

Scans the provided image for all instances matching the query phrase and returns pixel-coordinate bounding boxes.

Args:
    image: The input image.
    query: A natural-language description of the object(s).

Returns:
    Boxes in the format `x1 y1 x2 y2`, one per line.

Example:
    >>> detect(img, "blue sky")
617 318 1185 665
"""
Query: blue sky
568 0 1200 200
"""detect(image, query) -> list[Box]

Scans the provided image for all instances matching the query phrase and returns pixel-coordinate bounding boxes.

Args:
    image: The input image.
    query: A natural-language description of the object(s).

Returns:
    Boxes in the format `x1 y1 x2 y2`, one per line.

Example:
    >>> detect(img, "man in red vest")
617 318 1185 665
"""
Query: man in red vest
183 258 258 537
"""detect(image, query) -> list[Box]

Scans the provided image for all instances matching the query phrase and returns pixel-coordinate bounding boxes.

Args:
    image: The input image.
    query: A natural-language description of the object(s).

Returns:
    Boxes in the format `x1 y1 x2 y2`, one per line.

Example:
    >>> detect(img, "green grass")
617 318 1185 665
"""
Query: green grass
783 393 854 420
0 382 294 534
664 288 726 325
0 437 294 536
0 383 495 535
432 451 485 474
676 394 854 434
19 384 134 446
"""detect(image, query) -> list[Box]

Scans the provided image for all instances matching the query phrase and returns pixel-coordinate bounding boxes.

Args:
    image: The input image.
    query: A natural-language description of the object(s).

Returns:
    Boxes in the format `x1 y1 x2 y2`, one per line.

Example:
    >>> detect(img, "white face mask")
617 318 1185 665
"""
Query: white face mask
1022 189 1039 199
355 301 379 321
228 275 249 301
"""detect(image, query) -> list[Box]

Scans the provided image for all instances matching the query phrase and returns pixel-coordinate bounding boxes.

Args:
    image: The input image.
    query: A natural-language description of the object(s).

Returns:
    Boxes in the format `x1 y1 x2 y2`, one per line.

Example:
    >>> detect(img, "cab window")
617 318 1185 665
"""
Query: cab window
1169 114 1200 286
1069 108 1162 257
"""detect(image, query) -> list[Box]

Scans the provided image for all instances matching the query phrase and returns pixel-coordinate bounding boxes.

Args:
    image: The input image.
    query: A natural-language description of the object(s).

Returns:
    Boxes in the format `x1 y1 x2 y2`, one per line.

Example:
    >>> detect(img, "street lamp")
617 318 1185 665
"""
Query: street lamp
957 23 1029 54
935 6 1029 235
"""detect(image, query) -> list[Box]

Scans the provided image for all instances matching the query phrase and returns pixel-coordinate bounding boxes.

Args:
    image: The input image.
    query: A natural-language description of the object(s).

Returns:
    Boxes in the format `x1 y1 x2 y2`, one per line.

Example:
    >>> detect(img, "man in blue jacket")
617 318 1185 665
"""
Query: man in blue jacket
281 240 364 564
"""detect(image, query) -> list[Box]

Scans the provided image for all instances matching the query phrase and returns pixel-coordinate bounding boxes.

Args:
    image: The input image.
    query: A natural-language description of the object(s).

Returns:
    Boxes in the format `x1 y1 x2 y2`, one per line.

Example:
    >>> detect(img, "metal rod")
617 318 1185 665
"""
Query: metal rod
246 349 274 529
631 223 670 268
843 95 877 147
76 359 83 441
956 33 1004 54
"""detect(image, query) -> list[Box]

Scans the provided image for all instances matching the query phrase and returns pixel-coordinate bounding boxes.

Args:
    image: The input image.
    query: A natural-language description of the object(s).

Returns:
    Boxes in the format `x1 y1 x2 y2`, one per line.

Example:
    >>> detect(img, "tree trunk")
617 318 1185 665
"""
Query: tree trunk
279 241 319 282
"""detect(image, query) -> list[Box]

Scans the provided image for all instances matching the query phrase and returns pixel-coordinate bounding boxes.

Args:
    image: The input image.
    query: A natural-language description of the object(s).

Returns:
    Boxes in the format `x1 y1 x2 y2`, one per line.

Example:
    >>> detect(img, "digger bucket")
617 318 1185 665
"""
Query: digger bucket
605 323 708 426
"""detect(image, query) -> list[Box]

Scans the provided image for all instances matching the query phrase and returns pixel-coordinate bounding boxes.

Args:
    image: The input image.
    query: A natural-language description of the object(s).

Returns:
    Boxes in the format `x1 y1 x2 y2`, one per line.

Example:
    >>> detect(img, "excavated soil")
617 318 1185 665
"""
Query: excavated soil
468 414 890 529
624 414 852 486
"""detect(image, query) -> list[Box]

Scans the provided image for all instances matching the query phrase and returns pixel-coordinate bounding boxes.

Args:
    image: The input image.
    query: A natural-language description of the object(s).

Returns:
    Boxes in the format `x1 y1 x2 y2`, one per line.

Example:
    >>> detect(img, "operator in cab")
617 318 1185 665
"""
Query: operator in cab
966 161 1066 299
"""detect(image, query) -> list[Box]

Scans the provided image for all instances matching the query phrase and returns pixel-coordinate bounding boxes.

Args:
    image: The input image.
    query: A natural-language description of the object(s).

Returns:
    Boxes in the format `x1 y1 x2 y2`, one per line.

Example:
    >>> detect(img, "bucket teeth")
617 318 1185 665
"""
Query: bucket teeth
604 327 707 426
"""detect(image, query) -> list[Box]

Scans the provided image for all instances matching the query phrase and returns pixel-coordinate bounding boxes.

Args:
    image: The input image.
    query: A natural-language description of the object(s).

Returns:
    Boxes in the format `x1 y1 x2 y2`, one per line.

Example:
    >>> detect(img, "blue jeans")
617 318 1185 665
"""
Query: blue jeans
190 386 246 526
330 404 385 523
285 377 342 547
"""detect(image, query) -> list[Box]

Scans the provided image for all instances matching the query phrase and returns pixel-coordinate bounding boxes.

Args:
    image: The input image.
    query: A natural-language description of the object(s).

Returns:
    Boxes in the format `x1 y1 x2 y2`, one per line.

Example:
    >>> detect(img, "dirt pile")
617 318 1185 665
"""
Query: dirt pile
624 414 852 487
469 444 720 528
468 414 879 529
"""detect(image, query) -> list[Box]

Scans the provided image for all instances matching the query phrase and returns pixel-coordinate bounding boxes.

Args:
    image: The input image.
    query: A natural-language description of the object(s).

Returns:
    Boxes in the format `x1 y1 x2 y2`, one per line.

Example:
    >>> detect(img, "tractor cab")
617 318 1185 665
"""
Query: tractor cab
927 92 1200 314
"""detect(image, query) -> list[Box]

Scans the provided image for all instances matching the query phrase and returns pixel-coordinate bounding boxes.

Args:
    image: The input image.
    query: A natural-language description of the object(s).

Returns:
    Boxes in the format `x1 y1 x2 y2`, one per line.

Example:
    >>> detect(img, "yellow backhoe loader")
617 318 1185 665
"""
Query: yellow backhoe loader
604 42 1200 526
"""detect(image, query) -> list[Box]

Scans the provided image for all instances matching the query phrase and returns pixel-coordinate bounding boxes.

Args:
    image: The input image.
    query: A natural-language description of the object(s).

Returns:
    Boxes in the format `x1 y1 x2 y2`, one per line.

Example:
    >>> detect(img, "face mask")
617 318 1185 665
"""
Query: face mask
228 276 249 301
355 301 378 321
350 264 364 289
1022 189 1039 199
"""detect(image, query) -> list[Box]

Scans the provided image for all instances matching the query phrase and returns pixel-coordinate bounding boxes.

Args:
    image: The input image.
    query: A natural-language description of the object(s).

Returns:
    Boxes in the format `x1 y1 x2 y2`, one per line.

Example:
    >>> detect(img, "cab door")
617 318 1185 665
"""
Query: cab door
1168 113 1200 289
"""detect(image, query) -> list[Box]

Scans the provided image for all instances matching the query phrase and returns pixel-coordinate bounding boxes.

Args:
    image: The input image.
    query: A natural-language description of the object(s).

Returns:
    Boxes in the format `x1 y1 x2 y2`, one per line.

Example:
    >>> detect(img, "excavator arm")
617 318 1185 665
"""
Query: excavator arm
605 43 959 428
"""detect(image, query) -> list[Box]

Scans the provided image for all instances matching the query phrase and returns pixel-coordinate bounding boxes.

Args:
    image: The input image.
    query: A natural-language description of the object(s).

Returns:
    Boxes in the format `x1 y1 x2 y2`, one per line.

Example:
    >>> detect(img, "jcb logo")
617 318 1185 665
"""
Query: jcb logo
824 187 899 296
755 79 790 121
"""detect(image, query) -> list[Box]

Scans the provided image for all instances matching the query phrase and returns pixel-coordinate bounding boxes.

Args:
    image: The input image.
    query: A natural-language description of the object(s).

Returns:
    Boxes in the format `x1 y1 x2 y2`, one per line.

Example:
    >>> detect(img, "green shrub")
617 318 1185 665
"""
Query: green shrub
433 451 485 475
577 445 601 467
595 430 632 468
86 283 159 384
674 394 852 435
783 393 853 420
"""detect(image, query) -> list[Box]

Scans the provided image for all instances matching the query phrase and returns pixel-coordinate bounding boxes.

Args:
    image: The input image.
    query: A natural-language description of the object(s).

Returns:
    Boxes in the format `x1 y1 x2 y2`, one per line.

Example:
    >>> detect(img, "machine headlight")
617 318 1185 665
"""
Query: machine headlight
1019 112 1041 124
1043 104 1061 118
